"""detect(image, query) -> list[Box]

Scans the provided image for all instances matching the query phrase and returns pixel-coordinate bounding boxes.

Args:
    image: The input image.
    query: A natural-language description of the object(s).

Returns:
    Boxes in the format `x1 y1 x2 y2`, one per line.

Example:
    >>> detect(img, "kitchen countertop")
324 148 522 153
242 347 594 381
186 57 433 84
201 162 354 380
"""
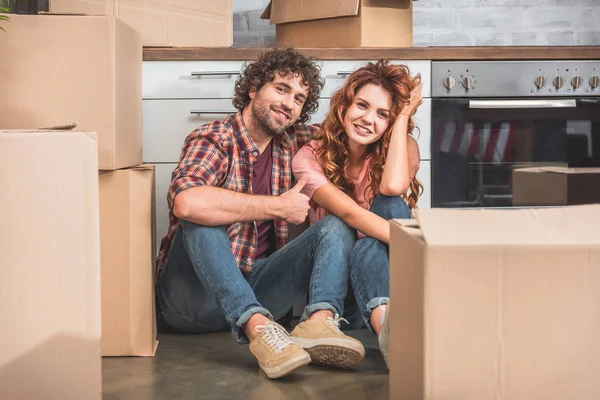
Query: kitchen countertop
143 46 600 61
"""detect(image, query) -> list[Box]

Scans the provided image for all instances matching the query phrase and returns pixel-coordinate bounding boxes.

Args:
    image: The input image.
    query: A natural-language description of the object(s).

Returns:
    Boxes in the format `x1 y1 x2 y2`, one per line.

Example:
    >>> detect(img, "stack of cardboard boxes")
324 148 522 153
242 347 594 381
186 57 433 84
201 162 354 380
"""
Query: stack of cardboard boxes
0 2 232 398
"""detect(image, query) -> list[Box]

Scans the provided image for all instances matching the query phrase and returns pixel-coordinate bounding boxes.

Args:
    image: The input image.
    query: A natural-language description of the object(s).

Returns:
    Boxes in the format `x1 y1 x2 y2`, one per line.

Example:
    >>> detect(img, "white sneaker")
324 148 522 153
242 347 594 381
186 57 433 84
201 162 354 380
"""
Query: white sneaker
378 303 390 369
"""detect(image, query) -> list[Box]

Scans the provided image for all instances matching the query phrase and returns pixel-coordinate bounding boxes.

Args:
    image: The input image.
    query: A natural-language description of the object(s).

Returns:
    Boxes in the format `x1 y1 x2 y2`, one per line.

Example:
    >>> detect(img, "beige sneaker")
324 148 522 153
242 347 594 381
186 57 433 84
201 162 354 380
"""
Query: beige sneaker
249 321 311 379
289 317 365 369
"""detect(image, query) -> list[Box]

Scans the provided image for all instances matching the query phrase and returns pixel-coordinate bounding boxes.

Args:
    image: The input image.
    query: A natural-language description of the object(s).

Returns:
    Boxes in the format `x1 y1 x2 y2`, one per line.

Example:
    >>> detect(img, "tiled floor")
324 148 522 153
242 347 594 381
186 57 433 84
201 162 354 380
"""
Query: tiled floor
102 328 389 400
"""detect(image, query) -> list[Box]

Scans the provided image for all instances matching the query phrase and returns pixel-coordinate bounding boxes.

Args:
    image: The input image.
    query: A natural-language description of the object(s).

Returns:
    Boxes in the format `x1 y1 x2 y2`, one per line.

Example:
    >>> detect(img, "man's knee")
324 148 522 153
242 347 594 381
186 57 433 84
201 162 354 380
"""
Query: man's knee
370 194 411 220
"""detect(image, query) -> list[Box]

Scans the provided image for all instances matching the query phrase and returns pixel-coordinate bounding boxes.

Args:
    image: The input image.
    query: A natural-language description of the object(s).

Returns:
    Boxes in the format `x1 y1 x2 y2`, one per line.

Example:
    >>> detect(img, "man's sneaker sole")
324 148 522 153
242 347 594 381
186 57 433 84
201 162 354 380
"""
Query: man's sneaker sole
259 353 311 379
290 337 365 369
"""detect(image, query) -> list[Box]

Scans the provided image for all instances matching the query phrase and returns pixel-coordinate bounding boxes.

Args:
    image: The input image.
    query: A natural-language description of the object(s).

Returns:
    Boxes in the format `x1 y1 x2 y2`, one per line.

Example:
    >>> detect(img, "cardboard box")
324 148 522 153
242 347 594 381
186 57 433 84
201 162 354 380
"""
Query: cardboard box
0 130 101 400
513 166 600 206
261 0 413 48
49 0 233 47
0 14 142 171
99 165 158 356
389 206 600 400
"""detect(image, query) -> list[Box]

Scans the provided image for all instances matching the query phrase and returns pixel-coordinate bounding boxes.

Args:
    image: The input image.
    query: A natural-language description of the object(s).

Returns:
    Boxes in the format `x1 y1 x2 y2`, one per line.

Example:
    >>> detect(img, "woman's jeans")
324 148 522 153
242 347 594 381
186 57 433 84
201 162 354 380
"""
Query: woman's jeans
342 195 412 334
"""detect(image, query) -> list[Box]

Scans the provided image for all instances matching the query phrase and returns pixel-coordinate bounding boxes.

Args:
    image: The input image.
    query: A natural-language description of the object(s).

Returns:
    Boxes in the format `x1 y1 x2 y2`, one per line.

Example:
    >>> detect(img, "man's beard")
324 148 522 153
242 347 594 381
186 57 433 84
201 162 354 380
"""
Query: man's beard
250 97 294 137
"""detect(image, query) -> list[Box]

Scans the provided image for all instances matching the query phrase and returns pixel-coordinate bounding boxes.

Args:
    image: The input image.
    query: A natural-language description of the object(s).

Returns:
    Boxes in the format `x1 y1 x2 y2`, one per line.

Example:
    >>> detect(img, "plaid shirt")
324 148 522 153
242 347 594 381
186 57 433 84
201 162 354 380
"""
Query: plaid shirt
156 111 317 277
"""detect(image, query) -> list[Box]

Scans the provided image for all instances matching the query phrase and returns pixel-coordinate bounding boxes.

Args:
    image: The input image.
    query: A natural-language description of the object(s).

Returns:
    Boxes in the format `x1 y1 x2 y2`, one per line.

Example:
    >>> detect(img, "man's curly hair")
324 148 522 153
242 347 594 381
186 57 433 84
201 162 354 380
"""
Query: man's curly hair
232 48 324 124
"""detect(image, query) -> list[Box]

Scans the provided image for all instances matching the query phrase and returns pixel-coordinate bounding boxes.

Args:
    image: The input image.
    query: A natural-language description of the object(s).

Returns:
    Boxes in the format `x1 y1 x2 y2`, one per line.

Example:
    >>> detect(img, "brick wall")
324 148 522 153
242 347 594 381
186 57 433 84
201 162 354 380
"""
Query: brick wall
233 0 600 47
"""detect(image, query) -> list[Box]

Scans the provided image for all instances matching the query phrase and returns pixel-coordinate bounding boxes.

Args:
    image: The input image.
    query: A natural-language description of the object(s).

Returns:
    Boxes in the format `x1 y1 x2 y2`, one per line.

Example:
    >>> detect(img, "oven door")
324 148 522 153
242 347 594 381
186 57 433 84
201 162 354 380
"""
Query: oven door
431 97 600 207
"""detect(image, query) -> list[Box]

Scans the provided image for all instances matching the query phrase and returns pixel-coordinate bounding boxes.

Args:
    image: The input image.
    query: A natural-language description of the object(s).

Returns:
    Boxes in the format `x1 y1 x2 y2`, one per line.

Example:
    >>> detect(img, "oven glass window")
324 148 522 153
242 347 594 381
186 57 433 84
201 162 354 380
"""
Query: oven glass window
431 98 600 207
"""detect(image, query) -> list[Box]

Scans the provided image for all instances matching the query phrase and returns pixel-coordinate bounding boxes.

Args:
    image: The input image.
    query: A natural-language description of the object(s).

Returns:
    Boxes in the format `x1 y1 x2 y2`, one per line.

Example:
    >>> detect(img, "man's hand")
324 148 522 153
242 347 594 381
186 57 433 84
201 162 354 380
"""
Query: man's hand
279 179 310 225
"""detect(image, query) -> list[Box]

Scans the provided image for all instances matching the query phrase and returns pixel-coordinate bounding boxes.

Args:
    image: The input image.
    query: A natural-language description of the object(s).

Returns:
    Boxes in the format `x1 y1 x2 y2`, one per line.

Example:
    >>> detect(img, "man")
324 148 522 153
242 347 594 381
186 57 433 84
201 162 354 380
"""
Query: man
156 48 364 379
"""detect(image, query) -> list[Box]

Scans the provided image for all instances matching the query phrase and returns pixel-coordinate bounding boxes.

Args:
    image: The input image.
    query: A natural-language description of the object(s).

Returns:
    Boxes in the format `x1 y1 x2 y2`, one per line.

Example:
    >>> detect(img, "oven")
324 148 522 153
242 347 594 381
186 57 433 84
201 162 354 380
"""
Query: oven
430 60 600 208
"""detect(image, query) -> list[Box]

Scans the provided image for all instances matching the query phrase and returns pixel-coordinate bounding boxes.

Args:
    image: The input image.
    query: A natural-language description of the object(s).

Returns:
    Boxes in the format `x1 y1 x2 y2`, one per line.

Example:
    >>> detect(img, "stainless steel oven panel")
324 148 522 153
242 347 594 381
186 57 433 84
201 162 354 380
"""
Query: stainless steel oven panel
432 61 600 98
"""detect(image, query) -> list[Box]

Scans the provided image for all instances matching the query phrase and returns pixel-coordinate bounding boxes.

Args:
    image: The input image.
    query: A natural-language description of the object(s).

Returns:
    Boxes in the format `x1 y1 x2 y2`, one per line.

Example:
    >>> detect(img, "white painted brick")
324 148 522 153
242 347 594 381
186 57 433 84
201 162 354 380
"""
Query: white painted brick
457 8 524 30
546 31 576 45
509 32 540 45
577 31 600 45
524 8 595 29
233 13 249 33
472 32 510 46
233 0 269 12
543 0 574 5
518 0 544 6
433 33 473 46
414 9 458 30
413 33 435 47
247 10 273 33
234 32 275 48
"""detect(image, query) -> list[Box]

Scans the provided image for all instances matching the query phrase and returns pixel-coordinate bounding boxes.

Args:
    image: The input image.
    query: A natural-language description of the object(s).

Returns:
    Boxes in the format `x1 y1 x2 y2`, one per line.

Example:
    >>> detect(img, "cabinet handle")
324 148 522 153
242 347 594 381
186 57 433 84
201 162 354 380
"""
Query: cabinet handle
190 71 240 76
190 110 235 115
336 71 354 76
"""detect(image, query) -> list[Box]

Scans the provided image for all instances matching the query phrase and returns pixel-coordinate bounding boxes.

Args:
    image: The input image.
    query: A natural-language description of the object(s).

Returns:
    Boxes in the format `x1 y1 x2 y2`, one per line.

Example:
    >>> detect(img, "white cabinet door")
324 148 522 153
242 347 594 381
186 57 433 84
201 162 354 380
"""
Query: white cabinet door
313 99 431 160
412 99 432 160
143 99 237 163
318 60 432 98
416 160 431 209
154 163 177 253
143 61 245 99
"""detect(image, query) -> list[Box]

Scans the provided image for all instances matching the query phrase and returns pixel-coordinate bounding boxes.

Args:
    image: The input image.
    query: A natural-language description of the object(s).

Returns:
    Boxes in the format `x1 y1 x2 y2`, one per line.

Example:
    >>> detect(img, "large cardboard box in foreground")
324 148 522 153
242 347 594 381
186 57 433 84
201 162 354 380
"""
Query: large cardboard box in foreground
513 166 600 206
261 0 413 48
389 206 600 400
49 0 233 47
0 130 101 400
99 165 158 356
0 14 142 171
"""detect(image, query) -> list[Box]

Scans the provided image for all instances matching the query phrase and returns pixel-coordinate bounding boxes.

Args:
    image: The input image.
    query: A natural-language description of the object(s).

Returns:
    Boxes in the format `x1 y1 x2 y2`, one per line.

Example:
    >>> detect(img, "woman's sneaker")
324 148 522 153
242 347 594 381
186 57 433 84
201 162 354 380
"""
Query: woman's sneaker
378 304 390 369
289 317 365 369
249 321 311 379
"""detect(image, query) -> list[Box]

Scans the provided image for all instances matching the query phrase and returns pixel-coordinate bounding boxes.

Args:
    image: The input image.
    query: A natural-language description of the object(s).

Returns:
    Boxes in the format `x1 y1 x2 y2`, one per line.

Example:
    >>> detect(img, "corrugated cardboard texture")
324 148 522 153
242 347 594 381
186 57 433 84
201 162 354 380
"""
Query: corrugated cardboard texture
267 0 359 24
0 14 142 171
50 0 233 46
513 166 600 206
0 130 101 400
263 0 412 48
99 165 157 356
99 165 158 357
389 206 600 400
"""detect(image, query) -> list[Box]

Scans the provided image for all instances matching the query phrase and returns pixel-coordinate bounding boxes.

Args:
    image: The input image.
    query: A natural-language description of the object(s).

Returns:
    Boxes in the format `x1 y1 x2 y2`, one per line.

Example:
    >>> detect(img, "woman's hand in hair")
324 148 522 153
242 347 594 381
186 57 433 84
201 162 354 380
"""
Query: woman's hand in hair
399 82 423 118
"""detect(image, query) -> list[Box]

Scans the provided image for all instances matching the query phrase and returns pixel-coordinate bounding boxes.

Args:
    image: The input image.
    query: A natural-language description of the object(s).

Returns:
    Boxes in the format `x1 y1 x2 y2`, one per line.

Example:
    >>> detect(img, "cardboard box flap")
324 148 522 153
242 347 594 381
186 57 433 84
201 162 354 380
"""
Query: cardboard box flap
414 205 600 246
517 166 600 175
128 164 156 171
261 0 360 24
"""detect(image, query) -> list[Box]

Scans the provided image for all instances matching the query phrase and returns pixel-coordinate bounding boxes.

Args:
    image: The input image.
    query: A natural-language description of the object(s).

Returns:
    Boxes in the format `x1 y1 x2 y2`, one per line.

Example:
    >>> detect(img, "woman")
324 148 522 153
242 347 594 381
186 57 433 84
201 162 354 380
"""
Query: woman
292 59 423 367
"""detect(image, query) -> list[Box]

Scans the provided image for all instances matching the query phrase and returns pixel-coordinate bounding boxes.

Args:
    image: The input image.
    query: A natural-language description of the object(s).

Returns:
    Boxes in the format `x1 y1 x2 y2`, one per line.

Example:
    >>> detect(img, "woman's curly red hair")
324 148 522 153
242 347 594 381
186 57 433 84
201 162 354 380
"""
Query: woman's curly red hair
313 60 423 209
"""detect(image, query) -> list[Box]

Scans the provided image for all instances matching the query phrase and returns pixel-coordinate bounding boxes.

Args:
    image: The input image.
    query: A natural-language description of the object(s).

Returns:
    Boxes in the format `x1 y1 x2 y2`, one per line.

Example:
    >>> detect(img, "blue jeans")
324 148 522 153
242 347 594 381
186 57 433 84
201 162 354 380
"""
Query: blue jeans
156 215 356 343
342 195 412 333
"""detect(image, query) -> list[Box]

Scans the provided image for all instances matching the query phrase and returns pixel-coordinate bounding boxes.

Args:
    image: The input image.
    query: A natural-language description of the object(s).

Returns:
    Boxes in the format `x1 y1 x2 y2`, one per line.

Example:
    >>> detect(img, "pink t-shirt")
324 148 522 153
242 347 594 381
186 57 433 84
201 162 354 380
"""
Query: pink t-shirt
292 141 372 238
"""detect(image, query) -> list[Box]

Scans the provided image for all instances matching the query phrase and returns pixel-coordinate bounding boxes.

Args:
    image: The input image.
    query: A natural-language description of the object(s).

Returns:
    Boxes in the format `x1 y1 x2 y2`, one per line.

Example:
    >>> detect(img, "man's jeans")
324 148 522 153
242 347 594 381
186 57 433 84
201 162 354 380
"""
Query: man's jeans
343 195 412 333
156 215 356 343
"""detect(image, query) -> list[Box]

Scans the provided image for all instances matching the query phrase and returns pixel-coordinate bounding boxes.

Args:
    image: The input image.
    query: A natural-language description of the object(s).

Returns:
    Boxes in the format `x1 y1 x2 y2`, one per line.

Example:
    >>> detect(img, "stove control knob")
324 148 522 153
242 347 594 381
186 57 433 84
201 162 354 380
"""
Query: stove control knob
590 75 600 89
571 76 582 89
534 76 546 89
553 76 565 89
462 76 474 90
443 76 456 90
